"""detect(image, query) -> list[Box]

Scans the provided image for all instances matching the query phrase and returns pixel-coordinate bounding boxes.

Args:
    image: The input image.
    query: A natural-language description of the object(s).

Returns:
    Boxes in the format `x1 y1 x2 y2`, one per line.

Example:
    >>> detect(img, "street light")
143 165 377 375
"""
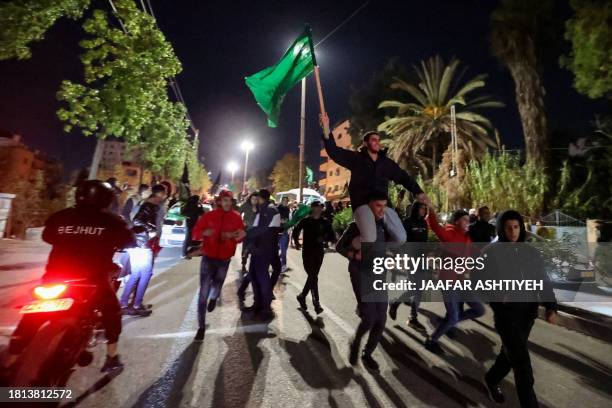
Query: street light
241 140 254 194
226 161 239 184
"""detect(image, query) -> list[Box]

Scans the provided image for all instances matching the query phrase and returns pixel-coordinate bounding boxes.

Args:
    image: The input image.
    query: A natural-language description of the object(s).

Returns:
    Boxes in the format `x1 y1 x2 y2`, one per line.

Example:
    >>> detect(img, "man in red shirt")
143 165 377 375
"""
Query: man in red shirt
192 190 245 341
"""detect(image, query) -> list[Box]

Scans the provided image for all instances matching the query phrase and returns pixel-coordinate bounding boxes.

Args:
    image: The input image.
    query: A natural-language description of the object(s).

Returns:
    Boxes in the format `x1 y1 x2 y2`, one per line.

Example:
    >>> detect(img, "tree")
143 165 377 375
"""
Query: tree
377 56 502 177
270 153 299 192
0 0 90 60
562 0 612 99
490 0 554 165
465 151 548 216
348 58 408 145
56 0 189 175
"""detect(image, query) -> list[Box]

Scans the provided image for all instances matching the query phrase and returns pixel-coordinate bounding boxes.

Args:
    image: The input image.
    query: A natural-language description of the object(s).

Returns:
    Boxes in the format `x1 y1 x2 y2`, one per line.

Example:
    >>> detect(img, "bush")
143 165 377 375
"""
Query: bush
332 207 353 235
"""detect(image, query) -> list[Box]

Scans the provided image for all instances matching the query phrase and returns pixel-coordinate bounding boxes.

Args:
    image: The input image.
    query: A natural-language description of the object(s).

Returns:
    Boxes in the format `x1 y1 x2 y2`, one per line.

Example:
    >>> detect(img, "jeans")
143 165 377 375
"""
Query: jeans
197 256 230 328
354 301 388 355
120 247 154 308
249 252 274 311
300 249 324 302
354 204 406 243
430 289 485 342
487 316 538 408
279 232 289 267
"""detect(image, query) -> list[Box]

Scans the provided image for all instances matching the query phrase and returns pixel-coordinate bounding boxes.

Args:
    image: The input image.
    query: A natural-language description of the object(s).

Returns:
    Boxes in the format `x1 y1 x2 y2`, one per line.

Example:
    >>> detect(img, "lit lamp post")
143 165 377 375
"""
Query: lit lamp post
240 140 254 194
226 161 239 185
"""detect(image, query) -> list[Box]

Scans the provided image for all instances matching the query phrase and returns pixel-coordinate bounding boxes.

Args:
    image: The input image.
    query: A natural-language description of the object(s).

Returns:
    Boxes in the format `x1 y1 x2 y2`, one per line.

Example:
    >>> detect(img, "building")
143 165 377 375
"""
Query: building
319 119 353 202
94 140 152 187
0 131 61 186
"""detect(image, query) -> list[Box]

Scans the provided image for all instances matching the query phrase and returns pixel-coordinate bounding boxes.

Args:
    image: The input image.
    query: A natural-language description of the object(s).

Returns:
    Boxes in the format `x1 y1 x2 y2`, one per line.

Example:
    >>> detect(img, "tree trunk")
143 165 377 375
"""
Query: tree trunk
508 59 548 166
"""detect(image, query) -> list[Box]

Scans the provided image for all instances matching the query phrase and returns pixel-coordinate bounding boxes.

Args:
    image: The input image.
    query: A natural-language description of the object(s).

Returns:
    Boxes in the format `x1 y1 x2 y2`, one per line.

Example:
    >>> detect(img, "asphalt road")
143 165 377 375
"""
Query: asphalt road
1 243 611 407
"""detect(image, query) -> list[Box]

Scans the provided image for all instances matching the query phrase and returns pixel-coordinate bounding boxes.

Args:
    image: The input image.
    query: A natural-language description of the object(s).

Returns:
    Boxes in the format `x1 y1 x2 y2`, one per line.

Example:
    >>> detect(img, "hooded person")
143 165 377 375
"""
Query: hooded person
388 201 429 331
482 210 557 407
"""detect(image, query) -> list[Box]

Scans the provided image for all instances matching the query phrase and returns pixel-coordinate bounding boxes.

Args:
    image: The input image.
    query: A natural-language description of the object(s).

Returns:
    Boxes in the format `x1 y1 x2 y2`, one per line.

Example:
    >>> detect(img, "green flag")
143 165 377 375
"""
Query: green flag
245 30 315 127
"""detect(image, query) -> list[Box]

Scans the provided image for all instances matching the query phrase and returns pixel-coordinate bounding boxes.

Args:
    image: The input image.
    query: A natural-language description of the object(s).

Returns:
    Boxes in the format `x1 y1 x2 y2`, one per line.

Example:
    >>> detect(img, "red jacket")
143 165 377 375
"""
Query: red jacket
426 208 472 280
192 208 245 260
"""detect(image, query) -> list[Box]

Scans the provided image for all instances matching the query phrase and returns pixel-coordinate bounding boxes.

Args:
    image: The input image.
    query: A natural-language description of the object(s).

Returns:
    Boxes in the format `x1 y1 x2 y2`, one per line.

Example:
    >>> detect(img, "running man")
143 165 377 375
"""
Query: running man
191 190 245 341
292 201 336 314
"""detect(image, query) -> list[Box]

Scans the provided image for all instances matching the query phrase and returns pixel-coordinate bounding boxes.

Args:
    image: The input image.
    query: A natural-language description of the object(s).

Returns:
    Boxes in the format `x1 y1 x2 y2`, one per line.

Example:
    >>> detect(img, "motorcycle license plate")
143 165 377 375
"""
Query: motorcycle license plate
20 298 74 314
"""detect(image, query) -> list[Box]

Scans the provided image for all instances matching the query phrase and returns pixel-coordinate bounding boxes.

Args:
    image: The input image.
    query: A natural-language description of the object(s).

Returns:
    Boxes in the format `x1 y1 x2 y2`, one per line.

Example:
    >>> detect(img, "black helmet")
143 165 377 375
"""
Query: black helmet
75 180 115 209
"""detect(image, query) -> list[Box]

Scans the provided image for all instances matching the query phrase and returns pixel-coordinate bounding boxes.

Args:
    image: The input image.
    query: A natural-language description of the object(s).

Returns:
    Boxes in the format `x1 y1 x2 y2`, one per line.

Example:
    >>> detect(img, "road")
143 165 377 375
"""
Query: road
1 242 611 407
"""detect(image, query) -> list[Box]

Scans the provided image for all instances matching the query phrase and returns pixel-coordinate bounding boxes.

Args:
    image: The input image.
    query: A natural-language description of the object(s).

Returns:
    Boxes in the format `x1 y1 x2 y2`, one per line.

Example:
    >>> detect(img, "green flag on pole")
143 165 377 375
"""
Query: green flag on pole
245 29 315 127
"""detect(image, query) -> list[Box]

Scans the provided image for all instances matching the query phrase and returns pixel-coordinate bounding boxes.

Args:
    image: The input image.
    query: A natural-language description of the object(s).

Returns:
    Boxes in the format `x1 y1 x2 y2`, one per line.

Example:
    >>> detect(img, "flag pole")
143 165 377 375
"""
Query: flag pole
306 25 326 117
298 78 306 204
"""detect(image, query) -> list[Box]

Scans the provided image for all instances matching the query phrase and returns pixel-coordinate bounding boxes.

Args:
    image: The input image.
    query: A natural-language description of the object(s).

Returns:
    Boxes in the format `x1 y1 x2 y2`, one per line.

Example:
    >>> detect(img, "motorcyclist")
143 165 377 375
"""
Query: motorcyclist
4 180 136 374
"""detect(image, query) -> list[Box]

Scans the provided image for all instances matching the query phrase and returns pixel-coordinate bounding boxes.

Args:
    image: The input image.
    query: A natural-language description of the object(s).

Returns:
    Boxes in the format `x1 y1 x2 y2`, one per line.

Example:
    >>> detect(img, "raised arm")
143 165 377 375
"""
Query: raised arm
426 206 452 242
320 112 357 170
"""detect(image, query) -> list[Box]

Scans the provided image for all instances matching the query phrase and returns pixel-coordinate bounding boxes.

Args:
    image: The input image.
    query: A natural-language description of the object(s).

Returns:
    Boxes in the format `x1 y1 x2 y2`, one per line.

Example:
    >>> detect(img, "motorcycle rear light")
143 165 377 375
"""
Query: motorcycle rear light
34 284 67 300
176 220 183 226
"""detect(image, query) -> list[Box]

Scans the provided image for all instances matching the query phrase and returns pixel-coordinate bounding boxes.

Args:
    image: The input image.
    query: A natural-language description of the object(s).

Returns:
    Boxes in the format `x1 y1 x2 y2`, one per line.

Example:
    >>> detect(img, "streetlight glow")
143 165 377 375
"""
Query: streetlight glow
241 140 254 152
226 161 239 173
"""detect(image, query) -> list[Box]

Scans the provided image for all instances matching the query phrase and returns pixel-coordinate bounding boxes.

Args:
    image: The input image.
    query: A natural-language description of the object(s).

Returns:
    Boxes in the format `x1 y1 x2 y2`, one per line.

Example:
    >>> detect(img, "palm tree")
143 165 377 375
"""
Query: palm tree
490 0 553 166
377 55 503 177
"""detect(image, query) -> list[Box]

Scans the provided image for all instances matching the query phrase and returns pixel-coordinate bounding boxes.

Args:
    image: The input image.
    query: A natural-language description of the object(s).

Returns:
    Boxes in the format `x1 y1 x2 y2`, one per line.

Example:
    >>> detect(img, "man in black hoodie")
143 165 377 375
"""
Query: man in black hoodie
483 210 557 407
320 112 426 243
388 201 428 331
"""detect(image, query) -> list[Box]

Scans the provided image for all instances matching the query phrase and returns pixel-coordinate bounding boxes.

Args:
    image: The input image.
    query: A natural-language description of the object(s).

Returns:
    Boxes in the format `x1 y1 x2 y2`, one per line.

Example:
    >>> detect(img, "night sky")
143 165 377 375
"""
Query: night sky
0 0 608 182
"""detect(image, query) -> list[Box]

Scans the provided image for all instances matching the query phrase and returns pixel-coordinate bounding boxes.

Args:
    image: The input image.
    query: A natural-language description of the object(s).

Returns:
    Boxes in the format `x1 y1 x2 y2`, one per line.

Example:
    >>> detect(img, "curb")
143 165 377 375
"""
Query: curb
539 304 612 343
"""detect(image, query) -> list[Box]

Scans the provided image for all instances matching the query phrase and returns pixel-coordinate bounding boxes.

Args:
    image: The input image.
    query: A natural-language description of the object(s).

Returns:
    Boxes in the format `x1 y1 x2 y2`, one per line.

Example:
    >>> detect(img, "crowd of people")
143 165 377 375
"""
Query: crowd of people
2 111 561 408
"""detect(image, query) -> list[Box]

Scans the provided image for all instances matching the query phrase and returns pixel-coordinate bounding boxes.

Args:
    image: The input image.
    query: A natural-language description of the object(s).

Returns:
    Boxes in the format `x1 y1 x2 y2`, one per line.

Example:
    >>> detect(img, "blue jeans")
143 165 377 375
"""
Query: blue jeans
279 232 289 267
431 289 485 342
120 247 154 308
198 256 230 328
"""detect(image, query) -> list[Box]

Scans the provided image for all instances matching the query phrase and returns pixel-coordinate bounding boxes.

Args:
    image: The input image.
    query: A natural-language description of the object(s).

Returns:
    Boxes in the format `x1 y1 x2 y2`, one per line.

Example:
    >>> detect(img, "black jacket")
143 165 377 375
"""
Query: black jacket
485 210 557 321
133 201 160 247
403 202 428 242
323 134 422 208
469 219 496 243
292 216 335 252
43 206 135 281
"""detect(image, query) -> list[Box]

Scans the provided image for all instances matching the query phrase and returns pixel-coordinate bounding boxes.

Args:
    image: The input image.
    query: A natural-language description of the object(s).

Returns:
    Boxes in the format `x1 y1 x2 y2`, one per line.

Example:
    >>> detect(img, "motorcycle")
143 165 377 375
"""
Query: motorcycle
9 267 123 387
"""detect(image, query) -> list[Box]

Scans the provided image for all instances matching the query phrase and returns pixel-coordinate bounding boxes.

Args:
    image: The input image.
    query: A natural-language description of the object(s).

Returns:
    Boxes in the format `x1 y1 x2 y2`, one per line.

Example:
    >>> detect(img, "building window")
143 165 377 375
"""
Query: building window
333 185 339 192
335 168 340 176
329 171 333 177
125 169 137 177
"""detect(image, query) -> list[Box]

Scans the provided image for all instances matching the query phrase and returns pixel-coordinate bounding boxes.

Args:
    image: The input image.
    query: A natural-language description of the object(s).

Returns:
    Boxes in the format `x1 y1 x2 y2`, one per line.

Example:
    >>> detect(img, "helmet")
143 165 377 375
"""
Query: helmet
75 180 115 209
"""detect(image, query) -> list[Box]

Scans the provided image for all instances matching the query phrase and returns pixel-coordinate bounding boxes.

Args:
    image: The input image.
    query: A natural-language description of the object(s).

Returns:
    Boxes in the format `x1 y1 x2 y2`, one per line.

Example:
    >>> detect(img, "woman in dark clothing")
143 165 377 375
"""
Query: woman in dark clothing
483 210 558 407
